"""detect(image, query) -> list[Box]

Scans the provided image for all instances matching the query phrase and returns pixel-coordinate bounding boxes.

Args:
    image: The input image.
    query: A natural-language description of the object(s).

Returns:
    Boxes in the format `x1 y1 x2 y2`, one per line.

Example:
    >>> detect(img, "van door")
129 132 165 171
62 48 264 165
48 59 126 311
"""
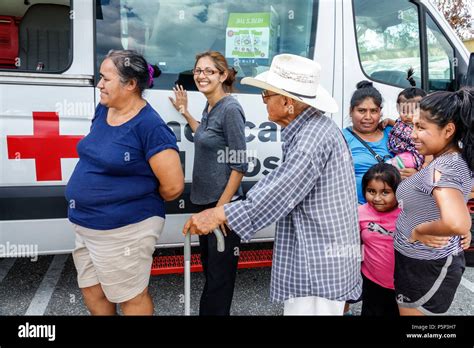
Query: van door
341 0 470 127
0 0 95 255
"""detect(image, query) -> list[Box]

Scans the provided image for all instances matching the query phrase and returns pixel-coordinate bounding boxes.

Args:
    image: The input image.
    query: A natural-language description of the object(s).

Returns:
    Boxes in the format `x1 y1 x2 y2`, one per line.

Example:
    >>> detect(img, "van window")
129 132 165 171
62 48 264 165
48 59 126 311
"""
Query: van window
96 0 319 93
426 13 455 91
0 1 72 73
353 0 422 88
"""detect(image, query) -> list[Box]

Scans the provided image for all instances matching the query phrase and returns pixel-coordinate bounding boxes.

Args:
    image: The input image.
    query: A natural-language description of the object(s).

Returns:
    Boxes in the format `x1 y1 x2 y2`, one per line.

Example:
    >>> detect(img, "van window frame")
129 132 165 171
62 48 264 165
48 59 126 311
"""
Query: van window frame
0 0 75 75
420 4 459 91
351 0 459 91
93 0 98 86
351 0 423 89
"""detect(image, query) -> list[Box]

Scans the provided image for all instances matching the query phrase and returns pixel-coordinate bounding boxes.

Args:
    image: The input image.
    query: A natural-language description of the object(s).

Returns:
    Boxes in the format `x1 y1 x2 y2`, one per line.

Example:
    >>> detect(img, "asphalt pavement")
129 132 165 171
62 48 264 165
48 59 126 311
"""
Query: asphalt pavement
0 252 473 316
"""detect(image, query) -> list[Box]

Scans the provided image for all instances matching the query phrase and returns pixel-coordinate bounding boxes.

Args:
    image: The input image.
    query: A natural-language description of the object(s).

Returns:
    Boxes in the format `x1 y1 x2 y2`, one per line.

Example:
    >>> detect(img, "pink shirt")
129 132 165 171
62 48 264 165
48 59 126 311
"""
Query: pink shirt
359 203 401 289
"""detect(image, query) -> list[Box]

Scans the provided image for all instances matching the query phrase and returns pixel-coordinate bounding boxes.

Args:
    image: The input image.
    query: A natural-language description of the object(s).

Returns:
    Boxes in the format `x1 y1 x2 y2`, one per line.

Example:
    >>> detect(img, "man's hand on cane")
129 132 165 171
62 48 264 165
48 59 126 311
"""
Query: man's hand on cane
183 206 228 236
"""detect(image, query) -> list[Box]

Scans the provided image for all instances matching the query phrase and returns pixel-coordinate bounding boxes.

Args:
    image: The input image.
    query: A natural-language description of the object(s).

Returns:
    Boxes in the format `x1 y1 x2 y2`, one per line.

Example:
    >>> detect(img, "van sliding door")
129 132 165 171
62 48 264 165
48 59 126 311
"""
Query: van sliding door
342 0 468 129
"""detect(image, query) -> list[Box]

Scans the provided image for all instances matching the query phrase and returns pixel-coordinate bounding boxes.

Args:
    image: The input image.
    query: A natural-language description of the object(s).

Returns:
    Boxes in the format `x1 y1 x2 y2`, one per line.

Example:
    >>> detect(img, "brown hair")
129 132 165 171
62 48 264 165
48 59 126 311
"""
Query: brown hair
194 51 237 93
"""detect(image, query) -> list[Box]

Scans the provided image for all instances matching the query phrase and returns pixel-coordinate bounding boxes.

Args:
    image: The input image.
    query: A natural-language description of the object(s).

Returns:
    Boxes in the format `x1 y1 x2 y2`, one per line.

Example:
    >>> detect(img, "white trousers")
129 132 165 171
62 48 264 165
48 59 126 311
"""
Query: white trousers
283 295 345 315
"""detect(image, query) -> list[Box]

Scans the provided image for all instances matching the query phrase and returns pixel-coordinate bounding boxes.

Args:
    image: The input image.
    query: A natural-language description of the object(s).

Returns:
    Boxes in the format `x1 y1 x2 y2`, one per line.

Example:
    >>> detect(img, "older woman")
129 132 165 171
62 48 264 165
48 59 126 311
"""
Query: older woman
65 50 184 315
343 81 419 205
342 81 395 204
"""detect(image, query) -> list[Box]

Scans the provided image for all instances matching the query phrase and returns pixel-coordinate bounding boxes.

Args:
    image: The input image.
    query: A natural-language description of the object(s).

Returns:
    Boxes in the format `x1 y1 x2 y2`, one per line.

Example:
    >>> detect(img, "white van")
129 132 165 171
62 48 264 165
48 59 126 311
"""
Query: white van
0 0 473 255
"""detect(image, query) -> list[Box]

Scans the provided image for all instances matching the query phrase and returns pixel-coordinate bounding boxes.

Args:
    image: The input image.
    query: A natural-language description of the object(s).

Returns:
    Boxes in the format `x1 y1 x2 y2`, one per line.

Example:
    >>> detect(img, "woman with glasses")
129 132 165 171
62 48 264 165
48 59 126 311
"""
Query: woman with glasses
169 51 248 315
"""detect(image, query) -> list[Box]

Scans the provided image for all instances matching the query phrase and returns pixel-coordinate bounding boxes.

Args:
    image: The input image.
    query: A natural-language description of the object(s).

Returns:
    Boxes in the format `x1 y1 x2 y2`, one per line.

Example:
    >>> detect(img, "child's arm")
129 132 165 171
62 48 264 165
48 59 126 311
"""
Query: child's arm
379 118 396 130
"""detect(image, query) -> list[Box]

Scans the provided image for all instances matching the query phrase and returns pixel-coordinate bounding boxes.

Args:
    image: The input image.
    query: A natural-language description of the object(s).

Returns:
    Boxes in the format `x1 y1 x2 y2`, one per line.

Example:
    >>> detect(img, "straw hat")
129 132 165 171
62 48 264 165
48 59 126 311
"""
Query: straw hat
241 54 338 113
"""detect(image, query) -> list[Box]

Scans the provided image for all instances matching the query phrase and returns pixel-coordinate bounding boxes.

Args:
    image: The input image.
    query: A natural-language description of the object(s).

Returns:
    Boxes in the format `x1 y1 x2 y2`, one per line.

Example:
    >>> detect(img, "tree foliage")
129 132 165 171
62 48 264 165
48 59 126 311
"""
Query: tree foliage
434 0 473 39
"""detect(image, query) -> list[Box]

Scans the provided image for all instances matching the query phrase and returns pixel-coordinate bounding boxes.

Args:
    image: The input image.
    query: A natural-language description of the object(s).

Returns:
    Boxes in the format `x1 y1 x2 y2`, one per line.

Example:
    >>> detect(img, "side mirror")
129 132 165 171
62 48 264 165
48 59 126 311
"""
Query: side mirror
464 52 474 87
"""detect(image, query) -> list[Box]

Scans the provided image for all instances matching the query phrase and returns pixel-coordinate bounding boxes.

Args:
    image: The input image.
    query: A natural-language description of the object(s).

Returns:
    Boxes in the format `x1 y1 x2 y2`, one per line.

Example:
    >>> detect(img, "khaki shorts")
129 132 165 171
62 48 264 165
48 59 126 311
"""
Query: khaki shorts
72 216 164 304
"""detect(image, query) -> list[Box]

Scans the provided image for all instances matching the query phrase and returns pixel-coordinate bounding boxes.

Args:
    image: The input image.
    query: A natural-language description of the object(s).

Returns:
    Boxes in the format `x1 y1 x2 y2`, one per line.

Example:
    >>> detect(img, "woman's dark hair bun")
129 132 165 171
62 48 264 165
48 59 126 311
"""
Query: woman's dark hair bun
150 64 162 78
356 80 373 89
350 80 383 110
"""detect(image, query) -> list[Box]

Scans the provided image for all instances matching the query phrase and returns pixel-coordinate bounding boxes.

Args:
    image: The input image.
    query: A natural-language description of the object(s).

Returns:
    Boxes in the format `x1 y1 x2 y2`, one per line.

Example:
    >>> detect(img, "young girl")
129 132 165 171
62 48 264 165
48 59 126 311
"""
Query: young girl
359 163 401 316
384 71 428 170
394 88 473 316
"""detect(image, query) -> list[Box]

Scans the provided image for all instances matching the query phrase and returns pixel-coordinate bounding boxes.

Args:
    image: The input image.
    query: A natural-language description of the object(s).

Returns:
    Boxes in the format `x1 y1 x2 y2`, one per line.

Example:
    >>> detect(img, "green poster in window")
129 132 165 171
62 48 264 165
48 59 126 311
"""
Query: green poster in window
225 12 278 59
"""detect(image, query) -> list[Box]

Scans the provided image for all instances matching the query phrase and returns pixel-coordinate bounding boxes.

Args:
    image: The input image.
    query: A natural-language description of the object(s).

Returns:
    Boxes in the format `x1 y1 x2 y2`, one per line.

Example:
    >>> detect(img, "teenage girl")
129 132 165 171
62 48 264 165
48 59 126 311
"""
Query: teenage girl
394 88 473 315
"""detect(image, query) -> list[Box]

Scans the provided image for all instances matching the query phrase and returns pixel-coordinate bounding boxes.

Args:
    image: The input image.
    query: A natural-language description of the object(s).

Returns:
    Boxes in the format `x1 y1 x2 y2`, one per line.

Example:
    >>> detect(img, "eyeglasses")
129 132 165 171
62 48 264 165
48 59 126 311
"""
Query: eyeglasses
261 90 279 103
192 68 220 76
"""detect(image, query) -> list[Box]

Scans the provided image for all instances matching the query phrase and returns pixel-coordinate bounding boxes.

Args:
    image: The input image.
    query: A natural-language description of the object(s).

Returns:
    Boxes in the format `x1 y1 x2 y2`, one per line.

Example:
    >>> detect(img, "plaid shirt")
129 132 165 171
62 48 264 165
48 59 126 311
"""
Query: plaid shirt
224 107 362 303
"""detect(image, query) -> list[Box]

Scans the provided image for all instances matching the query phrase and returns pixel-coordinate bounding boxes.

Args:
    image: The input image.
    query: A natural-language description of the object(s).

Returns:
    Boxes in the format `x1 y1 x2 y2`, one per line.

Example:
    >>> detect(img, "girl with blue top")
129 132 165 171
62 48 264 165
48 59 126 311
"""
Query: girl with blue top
343 81 393 204
394 88 473 315
66 50 184 315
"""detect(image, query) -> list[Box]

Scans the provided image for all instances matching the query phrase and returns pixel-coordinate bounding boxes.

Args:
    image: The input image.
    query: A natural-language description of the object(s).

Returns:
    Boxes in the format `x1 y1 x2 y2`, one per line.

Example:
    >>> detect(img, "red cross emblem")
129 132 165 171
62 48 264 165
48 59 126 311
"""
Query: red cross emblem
6 112 84 181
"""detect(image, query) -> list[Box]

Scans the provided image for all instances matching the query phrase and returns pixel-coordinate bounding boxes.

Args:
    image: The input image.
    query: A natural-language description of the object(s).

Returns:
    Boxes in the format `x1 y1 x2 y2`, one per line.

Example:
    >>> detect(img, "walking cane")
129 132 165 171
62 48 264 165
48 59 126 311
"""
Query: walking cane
184 228 225 315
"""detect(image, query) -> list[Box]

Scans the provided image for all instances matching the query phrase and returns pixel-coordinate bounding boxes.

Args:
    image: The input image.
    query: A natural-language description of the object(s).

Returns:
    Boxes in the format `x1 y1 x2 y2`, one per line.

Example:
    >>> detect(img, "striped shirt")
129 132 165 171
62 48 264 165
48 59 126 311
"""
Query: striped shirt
224 107 362 303
394 152 473 260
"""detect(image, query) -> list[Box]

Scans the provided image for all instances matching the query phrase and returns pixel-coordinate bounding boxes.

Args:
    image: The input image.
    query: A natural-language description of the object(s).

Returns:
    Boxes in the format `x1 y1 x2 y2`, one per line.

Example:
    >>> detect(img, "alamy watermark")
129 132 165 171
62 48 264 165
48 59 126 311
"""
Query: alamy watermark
325 243 363 261
18 322 55 341
217 148 258 165
55 99 95 117
0 242 38 261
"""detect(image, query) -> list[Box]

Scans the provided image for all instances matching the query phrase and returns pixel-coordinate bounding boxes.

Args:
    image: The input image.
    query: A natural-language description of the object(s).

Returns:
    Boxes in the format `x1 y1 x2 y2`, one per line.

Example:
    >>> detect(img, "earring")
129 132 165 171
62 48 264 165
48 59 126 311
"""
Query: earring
458 140 463 149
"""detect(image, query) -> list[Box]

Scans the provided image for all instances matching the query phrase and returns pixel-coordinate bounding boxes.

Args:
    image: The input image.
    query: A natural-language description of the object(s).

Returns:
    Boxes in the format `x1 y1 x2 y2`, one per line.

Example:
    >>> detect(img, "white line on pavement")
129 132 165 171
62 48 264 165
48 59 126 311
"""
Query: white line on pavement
25 254 68 315
0 258 16 283
460 276 474 293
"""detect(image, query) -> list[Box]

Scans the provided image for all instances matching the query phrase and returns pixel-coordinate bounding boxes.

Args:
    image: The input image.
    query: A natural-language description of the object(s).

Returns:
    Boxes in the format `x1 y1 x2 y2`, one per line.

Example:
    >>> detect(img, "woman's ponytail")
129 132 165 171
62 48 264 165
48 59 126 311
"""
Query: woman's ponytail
223 67 237 93
420 87 474 171
456 88 474 171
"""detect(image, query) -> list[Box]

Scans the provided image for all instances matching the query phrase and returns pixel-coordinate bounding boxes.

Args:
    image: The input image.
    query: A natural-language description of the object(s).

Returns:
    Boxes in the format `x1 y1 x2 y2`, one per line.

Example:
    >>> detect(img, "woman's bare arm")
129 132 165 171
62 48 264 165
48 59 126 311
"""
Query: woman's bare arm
216 170 245 207
149 149 184 201
413 186 471 237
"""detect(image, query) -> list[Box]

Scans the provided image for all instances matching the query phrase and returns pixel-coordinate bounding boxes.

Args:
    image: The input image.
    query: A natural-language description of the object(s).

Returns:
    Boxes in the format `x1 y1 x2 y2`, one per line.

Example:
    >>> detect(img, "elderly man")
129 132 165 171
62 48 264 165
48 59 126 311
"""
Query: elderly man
183 54 362 315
